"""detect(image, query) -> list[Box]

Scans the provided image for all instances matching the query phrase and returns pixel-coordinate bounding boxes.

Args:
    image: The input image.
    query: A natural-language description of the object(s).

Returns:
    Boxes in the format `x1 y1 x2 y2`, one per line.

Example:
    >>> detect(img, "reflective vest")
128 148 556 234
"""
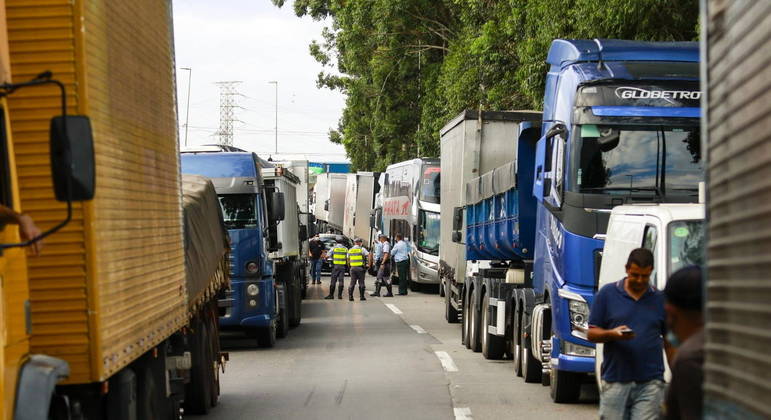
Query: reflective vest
348 247 364 267
332 246 348 265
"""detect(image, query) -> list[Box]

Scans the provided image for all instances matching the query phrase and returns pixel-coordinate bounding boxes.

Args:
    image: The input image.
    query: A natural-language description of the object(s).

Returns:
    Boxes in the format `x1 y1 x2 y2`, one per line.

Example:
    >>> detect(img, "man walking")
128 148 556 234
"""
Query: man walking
347 238 370 301
308 234 324 284
391 234 411 295
662 265 704 420
324 236 348 300
588 248 666 420
370 234 393 297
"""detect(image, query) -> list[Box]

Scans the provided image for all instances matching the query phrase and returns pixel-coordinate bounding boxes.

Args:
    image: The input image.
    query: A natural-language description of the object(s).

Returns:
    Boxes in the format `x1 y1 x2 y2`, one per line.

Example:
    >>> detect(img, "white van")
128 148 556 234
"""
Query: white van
594 203 705 386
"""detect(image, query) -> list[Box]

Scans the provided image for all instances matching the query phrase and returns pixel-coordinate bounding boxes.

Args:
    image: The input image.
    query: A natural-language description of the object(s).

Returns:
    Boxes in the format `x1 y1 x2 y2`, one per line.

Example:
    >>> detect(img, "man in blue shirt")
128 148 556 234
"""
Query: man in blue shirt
391 234 410 295
370 234 393 297
588 248 667 420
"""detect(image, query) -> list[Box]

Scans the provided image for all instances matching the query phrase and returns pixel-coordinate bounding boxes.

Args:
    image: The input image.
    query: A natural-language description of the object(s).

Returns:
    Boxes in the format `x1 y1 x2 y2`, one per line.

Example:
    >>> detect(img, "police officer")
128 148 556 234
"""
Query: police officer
347 238 370 301
370 234 394 297
324 236 348 300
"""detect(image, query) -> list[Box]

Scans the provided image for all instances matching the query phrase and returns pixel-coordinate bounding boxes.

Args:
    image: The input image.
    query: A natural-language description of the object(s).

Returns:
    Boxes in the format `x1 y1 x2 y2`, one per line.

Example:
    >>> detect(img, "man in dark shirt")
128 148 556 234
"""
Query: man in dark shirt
662 265 704 420
308 235 325 284
588 248 666 420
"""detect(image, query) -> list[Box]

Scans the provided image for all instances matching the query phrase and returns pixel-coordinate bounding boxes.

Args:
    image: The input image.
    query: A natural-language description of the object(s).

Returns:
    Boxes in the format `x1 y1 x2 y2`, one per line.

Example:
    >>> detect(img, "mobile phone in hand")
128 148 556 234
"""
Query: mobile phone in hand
620 328 634 336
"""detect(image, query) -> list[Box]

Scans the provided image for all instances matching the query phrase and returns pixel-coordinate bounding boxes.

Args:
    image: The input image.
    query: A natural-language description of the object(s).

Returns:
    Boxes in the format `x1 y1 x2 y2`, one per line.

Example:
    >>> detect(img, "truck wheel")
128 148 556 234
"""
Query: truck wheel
481 293 505 360
521 315 543 383
137 354 171 420
445 281 459 323
512 306 522 377
462 291 471 349
206 308 221 408
185 318 213 415
469 289 481 353
439 280 445 297
550 367 582 403
277 306 289 338
256 321 277 348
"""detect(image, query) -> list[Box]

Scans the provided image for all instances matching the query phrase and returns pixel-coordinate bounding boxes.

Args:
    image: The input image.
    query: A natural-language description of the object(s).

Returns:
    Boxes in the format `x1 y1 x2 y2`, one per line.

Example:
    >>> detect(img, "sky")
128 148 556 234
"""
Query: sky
172 0 348 162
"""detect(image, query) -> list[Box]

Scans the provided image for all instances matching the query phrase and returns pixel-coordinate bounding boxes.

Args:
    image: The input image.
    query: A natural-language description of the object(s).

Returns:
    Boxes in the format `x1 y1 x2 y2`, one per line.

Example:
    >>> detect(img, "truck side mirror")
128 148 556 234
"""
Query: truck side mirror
369 213 376 229
271 191 285 221
50 115 95 201
324 200 329 211
452 231 462 243
452 207 463 231
543 178 552 197
299 225 308 241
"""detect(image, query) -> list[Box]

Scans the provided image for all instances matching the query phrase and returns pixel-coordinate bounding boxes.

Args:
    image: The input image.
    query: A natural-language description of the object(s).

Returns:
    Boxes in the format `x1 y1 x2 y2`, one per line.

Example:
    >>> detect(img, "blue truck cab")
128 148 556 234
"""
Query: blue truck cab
530 39 703 402
181 152 286 347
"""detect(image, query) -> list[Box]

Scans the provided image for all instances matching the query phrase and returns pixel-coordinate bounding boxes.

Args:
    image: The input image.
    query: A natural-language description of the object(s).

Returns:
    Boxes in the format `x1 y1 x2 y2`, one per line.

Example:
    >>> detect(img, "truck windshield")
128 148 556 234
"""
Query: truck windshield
569 124 702 195
420 165 440 204
418 210 440 255
667 220 705 275
218 194 258 229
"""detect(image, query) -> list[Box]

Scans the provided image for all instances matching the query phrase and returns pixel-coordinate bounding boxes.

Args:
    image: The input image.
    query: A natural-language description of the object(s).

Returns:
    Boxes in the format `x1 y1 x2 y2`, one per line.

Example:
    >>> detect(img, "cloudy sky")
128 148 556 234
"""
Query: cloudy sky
172 0 348 162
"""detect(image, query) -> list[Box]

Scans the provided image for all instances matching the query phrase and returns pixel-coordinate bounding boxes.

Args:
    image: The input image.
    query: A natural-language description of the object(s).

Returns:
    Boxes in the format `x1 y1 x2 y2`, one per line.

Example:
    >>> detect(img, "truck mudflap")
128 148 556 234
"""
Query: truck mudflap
14 354 70 420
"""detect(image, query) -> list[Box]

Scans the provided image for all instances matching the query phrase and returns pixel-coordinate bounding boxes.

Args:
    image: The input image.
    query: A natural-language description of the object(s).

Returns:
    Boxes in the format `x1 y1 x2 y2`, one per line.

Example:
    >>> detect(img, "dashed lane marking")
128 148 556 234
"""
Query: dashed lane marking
434 351 459 372
454 407 472 420
385 304 403 314
410 324 427 334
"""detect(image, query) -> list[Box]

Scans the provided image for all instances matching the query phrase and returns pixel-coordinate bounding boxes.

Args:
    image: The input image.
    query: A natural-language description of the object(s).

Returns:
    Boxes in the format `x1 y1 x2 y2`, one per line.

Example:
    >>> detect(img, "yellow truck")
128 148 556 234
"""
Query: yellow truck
1 0 229 418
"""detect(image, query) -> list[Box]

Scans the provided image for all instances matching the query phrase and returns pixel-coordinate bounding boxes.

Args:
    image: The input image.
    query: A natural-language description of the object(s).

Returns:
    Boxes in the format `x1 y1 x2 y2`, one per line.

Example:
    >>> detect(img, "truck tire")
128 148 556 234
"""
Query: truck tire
207 310 221 408
137 353 171 420
521 314 542 383
256 321 277 348
512 306 523 377
185 318 213 415
289 268 303 327
469 289 481 353
439 280 445 297
550 367 582 403
277 306 289 338
462 290 471 349
481 293 505 360
445 281 459 323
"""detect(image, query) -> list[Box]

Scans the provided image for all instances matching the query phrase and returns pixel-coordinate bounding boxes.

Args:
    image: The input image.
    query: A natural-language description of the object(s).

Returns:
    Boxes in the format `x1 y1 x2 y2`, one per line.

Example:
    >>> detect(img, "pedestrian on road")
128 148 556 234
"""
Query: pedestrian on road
347 237 370 301
391 234 411 295
587 248 667 420
308 234 325 284
662 265 704 420
324 236 348 300
371 234 394 297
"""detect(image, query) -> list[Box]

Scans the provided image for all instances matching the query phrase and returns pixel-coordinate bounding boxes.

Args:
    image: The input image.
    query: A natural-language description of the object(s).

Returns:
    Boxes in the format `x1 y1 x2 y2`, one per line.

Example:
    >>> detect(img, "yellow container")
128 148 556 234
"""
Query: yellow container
6 0 184 384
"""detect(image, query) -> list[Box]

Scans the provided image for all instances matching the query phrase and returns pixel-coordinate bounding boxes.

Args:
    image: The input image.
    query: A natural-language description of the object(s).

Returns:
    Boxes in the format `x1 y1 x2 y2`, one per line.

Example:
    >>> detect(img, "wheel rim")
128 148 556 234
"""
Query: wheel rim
515 343 521 373
522 344 528 374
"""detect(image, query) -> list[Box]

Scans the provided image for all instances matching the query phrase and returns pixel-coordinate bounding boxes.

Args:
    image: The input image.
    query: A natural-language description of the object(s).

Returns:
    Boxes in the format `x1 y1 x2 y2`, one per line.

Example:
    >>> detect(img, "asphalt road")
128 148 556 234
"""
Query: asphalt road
188 275 598 420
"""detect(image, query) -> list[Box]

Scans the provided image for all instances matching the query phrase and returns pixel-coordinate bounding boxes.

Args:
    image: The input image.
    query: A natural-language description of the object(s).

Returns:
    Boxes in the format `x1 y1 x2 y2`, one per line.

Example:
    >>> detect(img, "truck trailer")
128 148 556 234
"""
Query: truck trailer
383 158 441 289
343 172 380 248
1 1 230 417
312 172 347 234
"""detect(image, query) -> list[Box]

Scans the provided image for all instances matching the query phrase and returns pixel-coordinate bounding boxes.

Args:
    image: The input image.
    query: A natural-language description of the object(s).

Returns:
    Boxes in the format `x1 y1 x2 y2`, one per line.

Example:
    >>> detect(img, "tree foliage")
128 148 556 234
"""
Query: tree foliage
273 0 699 171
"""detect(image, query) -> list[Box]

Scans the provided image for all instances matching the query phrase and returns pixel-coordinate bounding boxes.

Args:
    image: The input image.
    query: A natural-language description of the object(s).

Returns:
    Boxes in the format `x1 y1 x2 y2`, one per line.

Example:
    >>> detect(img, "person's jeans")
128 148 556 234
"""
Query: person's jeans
599 379 665 420
310 258 322 282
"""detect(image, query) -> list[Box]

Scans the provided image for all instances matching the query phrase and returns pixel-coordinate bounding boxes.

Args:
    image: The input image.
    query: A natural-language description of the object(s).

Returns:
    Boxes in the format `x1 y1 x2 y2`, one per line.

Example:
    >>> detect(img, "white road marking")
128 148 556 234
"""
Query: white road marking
434 351 458 372
454 407 473 420
410 324 426 334
385 304 402 314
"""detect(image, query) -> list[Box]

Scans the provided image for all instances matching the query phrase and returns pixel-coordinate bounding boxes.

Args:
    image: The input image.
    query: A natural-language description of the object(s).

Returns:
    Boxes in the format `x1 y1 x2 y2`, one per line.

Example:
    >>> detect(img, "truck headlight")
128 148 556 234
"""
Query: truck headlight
246 261 259 273
568 299 589 330
247 284 259 296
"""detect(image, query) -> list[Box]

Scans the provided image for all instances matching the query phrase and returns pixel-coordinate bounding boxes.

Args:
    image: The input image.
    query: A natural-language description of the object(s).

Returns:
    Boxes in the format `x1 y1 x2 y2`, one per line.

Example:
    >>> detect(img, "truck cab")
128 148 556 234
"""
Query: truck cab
181 152 285 347
593 203 705 386
531 39 703 402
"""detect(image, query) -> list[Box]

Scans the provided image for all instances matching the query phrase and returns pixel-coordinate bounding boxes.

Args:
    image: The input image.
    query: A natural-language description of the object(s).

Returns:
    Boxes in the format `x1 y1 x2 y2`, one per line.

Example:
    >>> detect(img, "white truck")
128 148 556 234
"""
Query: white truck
343 172 380 248
312 172 348 234
593 203 705 385
277 160 312 297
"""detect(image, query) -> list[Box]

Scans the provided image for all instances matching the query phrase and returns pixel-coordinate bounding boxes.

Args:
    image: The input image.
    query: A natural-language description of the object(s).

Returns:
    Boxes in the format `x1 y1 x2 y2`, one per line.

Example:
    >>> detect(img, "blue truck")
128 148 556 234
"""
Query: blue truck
181 151 307 347
444 39 704 403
